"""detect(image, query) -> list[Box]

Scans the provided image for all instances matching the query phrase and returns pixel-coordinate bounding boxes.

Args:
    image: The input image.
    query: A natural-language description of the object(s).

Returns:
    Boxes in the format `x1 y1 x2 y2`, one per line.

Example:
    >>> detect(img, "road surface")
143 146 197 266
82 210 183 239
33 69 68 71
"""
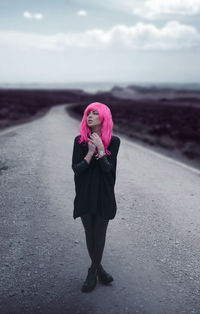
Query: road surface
0 104 200 314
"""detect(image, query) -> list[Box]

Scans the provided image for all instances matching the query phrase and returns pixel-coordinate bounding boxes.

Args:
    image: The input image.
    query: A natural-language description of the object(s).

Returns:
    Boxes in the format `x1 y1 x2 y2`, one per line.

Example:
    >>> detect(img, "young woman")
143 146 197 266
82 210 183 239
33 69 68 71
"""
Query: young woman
71 102 120 292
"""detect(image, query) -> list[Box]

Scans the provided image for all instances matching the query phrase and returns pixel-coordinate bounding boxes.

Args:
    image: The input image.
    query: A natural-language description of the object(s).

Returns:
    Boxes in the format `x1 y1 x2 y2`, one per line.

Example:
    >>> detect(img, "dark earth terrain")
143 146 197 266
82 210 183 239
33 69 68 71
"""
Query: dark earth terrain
0 88 200 170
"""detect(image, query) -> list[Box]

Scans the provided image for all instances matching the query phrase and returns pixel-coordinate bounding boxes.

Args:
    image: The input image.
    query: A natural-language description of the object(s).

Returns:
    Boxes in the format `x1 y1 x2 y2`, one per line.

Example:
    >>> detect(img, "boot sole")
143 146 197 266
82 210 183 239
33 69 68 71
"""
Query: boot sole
81 279 97 292
81 283 96 292
98 275 114 285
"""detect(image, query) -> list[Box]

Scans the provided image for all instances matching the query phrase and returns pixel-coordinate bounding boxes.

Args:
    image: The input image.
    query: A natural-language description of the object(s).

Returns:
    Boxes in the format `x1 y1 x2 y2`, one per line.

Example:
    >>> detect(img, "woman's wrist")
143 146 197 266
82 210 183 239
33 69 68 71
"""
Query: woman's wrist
84 151 94 163
87 150 94 156
97 145 105 153
97 146 106 158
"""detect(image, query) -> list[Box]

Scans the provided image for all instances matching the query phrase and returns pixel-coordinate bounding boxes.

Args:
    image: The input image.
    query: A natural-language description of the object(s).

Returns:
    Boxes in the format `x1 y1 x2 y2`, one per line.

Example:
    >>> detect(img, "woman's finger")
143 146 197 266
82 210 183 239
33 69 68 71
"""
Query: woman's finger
90 139 96 145
91 133 97 138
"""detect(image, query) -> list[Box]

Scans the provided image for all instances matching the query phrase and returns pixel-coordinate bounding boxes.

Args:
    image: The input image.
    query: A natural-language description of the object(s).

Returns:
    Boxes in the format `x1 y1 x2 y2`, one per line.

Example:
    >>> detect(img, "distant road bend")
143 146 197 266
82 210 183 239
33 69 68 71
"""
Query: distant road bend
0 104 200 314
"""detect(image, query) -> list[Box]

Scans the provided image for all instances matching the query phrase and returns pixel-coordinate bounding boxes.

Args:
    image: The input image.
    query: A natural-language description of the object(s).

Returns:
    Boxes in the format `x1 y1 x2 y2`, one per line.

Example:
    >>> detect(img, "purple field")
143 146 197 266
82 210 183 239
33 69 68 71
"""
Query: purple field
0 86 200 169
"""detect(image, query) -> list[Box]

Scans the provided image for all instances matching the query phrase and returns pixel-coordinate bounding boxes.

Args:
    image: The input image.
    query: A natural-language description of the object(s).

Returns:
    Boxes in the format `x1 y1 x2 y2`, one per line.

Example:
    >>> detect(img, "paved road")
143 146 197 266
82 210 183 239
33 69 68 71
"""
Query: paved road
0 104 200 314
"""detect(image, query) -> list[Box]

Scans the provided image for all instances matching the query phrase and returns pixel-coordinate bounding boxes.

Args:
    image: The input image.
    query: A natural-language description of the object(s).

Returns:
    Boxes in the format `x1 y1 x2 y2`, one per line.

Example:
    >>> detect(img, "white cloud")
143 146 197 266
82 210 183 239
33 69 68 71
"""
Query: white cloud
34 13 43 20
133 0 200 19
23 11 43 20
1 21 200 52
76 10 88 16
23 11 32 19
91 0 140 15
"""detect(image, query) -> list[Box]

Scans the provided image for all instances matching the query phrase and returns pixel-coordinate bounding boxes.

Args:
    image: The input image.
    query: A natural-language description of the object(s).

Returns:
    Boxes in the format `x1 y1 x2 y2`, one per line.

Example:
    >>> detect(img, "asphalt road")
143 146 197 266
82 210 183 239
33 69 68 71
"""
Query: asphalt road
0 104 200 314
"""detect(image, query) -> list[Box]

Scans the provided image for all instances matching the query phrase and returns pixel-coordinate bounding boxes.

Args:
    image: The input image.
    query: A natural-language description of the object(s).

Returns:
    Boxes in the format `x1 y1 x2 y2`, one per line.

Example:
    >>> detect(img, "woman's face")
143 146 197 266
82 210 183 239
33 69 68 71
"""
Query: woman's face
87 109 101 128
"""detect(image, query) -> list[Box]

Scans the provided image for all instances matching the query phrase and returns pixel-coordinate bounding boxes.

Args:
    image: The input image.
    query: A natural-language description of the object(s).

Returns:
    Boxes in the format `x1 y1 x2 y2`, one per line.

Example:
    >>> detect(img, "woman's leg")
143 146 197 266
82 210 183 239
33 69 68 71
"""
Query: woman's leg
80 212 95 262
90 214 109 272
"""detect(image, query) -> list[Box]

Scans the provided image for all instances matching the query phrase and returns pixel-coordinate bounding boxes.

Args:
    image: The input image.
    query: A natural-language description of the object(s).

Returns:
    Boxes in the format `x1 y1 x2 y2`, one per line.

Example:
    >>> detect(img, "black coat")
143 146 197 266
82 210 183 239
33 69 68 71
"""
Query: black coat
71 135 120 220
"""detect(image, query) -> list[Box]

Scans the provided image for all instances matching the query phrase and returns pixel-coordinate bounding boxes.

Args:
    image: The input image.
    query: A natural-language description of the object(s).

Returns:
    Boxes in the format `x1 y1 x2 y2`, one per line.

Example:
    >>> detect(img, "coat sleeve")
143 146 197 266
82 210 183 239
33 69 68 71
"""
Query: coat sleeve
71 136 89 174
98 137 120 173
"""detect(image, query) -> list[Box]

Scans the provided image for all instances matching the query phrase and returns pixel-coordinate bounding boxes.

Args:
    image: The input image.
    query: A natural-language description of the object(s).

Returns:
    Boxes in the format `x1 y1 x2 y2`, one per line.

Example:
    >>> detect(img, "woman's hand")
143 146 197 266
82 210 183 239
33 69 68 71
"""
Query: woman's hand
89 133 104 151
88 139 96 155
88 133 105 159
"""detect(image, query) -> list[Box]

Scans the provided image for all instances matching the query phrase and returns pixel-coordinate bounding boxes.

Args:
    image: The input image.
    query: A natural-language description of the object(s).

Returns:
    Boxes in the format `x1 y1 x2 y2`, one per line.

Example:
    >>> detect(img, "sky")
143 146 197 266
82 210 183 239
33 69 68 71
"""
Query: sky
0 0 200 84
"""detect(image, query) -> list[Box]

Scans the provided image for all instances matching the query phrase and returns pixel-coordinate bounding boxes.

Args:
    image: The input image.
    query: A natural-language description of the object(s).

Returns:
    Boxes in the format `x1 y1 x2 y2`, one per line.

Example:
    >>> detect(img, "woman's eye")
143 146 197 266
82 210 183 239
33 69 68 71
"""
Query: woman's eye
87 111 98 116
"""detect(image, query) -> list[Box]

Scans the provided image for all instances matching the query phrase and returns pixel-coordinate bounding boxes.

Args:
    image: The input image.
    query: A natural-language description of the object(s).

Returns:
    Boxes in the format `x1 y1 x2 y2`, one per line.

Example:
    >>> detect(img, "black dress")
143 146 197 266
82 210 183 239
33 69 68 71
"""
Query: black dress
72 135 120 220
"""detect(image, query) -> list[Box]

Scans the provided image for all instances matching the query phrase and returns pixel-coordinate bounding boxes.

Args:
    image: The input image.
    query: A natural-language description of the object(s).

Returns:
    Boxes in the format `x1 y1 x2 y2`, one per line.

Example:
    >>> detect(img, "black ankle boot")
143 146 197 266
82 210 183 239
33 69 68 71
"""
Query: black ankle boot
97 264 114 285
81 267 97 292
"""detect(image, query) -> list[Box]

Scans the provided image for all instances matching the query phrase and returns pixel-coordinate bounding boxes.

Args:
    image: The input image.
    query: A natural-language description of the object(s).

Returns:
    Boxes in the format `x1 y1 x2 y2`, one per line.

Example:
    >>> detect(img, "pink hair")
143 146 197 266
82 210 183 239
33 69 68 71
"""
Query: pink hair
78 102 114 156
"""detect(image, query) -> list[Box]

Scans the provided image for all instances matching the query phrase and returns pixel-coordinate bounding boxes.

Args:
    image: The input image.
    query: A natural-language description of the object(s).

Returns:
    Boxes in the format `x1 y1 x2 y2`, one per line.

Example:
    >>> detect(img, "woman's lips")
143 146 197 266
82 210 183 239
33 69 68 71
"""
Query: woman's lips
88 120 93 122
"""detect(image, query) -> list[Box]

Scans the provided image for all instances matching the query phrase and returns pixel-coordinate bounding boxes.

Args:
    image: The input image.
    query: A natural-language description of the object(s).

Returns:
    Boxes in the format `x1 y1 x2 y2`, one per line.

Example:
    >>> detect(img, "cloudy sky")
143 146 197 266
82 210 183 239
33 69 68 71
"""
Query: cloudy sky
0 0 200 84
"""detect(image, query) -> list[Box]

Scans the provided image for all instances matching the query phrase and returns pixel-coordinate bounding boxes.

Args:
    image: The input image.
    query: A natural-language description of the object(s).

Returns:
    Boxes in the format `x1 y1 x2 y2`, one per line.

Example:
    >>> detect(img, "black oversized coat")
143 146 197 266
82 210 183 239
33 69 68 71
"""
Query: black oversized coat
71 135 120 220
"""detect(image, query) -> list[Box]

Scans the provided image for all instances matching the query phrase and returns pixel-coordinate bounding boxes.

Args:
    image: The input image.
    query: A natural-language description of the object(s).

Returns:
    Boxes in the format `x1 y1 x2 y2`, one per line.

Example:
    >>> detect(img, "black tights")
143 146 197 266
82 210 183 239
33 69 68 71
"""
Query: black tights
80 212 109 272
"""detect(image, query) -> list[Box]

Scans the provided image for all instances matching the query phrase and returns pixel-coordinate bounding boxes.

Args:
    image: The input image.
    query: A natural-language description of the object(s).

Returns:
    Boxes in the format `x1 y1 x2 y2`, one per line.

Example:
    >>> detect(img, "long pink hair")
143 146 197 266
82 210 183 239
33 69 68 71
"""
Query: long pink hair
78 102 113 156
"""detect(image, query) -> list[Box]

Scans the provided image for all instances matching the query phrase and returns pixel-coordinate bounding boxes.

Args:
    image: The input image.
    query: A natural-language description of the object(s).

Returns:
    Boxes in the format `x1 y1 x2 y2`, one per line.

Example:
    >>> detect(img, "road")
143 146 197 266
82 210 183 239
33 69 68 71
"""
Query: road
0 104 200 314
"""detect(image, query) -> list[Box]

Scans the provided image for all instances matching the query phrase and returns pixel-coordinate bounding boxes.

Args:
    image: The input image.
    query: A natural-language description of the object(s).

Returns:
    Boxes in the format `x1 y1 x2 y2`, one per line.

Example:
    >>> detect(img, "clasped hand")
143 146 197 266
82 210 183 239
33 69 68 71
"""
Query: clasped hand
88 132 104 159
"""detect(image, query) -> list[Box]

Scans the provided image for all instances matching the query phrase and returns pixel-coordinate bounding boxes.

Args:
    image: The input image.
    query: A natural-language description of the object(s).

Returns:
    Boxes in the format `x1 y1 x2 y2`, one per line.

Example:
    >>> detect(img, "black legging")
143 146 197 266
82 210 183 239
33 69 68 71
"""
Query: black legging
80 212 109 272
